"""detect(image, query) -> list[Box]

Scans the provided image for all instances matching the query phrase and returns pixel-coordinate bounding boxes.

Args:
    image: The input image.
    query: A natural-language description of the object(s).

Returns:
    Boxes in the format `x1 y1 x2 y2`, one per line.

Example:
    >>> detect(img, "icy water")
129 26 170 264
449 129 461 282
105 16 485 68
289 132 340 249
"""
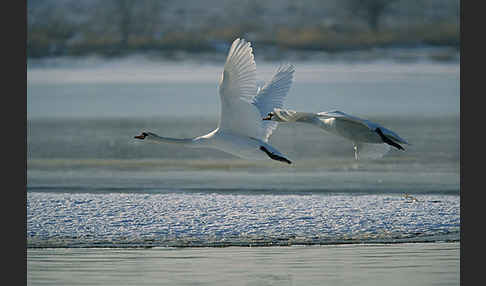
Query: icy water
28 243 459 286
27 192 459 248
27 58 459 285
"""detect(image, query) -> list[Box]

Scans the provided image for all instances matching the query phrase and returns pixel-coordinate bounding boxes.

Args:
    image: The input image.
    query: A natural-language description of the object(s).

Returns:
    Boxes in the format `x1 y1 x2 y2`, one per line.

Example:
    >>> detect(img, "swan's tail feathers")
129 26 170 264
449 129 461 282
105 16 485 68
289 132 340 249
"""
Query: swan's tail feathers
375 128 405 151
259 146 292 164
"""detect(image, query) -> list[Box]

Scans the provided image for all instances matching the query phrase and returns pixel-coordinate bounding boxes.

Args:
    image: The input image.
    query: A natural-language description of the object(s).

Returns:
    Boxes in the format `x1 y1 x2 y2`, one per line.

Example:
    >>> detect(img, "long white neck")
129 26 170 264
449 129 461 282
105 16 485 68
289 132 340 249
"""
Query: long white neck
144 132 195 146
272 109 335 133
273 108 318 124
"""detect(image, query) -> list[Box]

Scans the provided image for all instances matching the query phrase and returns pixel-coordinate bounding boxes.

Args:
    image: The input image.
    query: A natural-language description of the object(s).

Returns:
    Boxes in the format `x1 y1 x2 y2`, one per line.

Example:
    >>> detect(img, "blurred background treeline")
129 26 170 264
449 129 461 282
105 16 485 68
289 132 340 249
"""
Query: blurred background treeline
27 0 459 61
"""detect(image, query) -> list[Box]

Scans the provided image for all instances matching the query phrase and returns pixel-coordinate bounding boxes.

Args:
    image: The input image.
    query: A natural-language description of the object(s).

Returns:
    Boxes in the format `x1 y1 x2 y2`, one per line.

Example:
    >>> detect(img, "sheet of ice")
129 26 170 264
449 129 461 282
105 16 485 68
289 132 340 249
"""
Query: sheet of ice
27 192 459 248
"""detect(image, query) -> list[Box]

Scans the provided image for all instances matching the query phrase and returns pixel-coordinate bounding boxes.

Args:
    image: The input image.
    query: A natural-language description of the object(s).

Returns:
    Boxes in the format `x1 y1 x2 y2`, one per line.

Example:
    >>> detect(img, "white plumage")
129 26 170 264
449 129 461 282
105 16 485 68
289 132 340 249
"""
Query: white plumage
264 108 409 160
135 38 295 164
253 64 295 142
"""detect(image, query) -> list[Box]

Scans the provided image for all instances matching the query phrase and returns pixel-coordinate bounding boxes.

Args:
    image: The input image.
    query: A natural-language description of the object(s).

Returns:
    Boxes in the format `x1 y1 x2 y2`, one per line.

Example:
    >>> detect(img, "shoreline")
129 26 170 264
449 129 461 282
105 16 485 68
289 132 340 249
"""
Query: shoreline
27 46 459 69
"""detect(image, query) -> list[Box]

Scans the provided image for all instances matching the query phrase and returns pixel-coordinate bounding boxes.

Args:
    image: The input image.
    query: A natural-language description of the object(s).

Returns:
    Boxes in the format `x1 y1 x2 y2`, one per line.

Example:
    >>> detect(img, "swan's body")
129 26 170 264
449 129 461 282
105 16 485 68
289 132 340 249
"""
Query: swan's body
264 108 409 160
135 38 294 164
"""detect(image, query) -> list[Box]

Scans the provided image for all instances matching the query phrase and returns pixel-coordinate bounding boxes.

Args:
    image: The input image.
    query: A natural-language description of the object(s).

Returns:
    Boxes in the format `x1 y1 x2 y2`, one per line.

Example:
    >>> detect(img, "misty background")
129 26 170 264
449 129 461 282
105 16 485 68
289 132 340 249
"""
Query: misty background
28 0 459 62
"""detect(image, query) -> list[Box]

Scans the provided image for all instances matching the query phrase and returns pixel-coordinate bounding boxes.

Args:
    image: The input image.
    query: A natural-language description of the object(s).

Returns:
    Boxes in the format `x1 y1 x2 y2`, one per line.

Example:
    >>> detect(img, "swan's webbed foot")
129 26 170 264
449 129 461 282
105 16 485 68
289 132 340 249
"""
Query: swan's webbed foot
353 144 359 161
259 146 292 164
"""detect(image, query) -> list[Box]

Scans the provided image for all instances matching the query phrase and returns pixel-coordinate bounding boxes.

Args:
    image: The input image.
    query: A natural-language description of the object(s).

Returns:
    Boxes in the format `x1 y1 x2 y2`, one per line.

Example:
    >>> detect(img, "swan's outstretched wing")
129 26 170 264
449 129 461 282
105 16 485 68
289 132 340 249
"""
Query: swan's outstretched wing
318 110 409 145
252 63 295 142
217 38 264 139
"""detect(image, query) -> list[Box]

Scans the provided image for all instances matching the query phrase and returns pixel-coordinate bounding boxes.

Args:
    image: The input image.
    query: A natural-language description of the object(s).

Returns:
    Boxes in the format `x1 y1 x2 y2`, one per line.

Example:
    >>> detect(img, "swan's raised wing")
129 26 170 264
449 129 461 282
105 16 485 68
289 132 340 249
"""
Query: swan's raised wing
217 38 264 139
252 64 295 142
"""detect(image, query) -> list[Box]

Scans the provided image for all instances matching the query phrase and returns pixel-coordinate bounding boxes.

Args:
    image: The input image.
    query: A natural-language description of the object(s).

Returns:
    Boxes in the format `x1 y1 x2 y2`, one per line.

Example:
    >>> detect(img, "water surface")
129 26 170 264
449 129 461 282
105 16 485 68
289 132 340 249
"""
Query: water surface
28 243 459 286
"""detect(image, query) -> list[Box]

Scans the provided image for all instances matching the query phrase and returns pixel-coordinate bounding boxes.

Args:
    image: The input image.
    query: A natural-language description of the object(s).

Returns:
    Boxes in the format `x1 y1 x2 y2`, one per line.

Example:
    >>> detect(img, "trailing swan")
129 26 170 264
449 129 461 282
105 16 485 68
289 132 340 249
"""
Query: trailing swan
263 108 409 160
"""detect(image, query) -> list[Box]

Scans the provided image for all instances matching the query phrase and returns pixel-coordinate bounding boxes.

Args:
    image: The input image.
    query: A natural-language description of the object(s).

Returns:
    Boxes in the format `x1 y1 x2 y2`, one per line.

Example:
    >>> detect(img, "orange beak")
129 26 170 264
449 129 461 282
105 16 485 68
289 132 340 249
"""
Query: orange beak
262 114 273 120
134 133 147 140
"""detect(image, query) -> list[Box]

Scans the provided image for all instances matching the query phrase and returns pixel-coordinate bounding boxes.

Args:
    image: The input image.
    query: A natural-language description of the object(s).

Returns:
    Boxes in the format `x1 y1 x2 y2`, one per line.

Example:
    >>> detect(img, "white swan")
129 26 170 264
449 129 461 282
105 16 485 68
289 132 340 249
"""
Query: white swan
134 38 295 164
263 108 409 160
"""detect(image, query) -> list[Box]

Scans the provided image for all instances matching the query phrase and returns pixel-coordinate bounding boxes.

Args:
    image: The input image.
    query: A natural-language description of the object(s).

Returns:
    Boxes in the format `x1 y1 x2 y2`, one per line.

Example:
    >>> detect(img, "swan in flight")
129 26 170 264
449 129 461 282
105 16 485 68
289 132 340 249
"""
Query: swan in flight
263 108 409 160
134 38 295 164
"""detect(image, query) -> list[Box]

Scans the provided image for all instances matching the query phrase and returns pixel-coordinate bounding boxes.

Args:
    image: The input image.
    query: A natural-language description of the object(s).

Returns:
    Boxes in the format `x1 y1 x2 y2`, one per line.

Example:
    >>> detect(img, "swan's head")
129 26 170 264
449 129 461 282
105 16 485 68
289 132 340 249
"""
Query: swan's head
134 132 148 140
263 109 297 122
263 112 278 121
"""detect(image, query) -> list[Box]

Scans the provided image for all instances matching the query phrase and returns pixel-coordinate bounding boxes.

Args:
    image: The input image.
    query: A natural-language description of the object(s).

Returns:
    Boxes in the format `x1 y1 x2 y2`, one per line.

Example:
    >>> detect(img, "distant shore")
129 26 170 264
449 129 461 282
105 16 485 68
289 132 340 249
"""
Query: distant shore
28 0 459 65
27 45 459 69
